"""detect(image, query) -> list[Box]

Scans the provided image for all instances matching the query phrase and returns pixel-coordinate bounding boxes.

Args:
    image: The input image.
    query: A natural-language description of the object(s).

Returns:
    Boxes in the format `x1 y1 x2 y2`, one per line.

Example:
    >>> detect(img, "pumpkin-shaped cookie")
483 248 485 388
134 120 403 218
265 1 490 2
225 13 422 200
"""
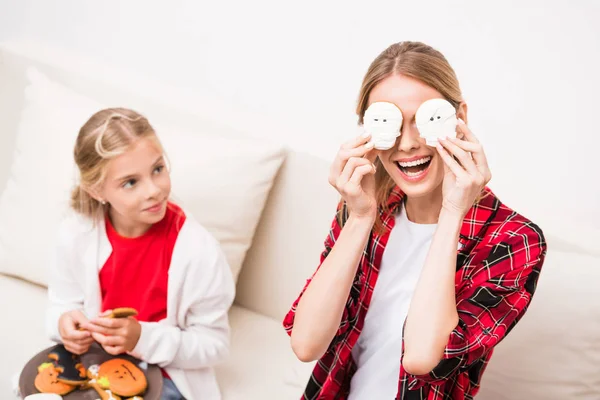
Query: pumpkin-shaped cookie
97 358 147 397
34 362 76 395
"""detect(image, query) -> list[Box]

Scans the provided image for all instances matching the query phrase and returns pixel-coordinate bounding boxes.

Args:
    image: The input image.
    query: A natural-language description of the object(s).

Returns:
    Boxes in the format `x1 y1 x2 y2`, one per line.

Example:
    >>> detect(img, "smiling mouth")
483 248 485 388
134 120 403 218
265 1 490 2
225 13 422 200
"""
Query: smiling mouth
396 156 432 177
145 201 164 211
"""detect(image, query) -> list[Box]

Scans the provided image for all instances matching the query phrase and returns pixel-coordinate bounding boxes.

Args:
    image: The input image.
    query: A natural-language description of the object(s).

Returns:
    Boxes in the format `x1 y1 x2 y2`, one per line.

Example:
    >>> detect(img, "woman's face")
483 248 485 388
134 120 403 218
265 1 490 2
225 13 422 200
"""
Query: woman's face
369 74 466 199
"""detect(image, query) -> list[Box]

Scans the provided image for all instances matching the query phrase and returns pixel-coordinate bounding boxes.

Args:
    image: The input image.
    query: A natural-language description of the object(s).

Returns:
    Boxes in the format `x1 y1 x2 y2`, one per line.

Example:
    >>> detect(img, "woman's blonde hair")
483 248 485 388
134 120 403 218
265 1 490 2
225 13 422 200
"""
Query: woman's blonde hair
71 107 164 219
338 41 465 232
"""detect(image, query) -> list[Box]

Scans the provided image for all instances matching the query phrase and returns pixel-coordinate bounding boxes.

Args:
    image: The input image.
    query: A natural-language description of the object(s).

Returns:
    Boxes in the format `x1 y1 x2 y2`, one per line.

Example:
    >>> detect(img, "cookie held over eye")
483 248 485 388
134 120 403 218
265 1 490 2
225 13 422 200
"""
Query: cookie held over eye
97 358 148 397
34 362 76 395
415 98 458 146
363 102 403 150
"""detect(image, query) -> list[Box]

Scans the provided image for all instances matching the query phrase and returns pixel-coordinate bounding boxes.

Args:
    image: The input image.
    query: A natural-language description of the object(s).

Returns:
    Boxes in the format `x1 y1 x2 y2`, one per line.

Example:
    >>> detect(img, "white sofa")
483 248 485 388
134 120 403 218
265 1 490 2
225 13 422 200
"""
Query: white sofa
0 41 599 400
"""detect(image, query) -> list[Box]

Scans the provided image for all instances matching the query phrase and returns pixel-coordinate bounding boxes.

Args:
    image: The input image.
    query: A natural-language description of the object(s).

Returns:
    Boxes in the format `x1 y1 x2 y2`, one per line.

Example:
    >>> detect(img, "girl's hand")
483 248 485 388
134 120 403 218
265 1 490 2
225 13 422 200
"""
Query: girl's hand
328 131 379 221
58 310 94 354
82 311 142 355
436 119 492 218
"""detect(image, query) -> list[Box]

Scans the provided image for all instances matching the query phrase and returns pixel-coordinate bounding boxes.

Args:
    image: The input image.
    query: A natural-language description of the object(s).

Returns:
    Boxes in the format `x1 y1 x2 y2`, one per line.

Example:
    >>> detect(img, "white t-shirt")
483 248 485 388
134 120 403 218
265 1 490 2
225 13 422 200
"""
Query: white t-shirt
348 205 437 400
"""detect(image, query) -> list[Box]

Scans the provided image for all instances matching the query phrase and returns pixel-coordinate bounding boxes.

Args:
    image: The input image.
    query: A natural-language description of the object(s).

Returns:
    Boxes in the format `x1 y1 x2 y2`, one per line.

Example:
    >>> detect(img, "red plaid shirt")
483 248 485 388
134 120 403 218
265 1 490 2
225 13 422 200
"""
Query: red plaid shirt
283 187 546 400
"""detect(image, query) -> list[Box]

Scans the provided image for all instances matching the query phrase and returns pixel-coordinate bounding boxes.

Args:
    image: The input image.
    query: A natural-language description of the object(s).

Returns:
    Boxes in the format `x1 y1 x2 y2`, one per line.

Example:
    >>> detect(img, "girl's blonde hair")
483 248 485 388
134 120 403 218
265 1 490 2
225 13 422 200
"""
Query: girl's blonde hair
339 41 465 232
71 107 163 219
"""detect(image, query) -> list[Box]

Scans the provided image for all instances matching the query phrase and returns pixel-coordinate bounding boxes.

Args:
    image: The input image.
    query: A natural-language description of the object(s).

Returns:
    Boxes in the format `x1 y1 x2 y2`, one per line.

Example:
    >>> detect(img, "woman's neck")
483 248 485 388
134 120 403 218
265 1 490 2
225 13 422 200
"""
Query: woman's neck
404 188 444 225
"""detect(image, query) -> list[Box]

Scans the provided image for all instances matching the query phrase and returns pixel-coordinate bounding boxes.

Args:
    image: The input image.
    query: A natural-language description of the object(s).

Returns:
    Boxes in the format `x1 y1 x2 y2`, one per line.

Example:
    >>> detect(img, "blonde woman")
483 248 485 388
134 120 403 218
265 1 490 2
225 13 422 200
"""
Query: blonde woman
284 42 546 399
46 108 235 400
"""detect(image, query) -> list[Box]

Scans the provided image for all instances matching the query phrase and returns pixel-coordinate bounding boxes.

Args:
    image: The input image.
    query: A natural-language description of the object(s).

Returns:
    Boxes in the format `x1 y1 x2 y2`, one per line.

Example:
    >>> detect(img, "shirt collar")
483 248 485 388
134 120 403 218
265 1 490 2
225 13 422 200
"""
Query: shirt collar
382 186 500 243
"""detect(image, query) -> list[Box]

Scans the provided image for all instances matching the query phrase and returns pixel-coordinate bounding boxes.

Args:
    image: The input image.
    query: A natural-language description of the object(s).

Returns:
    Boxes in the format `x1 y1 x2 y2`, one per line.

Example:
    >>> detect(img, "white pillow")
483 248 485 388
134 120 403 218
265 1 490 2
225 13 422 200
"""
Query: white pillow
477 248 600 400
0 67 284 286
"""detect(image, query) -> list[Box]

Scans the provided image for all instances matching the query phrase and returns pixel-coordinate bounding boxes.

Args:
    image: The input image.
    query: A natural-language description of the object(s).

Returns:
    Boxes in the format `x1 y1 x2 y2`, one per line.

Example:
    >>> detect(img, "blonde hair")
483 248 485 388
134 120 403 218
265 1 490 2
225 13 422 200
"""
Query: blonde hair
338 41 465 232
71 107 164 219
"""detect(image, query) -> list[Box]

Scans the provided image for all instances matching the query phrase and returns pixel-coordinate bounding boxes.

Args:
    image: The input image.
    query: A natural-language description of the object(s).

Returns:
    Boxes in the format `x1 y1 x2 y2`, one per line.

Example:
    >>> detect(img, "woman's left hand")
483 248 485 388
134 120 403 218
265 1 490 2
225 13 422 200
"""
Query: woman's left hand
82 311 142 355
436 119 492 219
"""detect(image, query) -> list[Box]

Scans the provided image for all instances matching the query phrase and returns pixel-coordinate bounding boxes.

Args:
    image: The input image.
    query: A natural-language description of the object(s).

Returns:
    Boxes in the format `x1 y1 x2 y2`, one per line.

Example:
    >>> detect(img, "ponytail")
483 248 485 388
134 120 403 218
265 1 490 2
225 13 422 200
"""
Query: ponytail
70 185 104 219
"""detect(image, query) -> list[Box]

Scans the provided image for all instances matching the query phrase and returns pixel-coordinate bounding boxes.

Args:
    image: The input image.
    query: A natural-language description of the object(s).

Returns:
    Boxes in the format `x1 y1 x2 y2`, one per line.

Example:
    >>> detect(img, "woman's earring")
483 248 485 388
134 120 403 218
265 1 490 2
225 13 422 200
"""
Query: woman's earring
100 199 106 205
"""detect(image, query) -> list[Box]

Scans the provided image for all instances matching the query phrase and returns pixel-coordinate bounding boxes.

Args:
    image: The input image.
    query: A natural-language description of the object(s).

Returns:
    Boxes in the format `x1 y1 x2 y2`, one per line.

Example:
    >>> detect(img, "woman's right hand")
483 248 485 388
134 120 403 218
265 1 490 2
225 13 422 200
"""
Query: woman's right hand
58 310 94 354
328 131 378 221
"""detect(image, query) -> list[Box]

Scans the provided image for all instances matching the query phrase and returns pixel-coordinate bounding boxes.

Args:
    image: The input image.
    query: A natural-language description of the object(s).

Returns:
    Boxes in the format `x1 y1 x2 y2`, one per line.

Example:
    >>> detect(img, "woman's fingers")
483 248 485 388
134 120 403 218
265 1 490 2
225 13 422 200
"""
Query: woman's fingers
337 157 374 189
348 163 377 186
436 142 469 180
439 138 480 179
447 136 491 181
329 130 372 181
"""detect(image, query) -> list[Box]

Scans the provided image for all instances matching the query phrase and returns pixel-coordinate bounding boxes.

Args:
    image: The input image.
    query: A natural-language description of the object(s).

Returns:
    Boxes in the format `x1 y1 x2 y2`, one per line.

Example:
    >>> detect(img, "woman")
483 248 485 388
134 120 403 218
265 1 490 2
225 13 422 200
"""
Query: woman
283 41 546 400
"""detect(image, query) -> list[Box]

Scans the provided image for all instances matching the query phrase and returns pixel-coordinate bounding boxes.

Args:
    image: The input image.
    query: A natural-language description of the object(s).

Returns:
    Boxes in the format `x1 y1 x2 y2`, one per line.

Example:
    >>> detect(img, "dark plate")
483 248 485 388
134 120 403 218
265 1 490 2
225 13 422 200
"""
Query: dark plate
19 343 163 399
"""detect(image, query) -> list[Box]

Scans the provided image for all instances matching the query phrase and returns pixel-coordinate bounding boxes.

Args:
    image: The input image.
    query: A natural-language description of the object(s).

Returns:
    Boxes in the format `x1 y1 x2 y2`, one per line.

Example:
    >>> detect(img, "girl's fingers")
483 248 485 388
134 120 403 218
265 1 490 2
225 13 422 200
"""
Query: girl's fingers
91 332 124 347
103 345 125 356
82 322 114 336
90 317 125 329
64 327 91 341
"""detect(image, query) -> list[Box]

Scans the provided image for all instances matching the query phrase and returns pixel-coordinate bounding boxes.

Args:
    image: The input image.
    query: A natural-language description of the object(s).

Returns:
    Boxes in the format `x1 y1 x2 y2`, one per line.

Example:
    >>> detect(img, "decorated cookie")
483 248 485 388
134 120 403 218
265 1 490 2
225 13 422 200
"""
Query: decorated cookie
24 394 64 400
109 308 138 318
89 381 122 400
363 101 403 150
34 362 76 395
96 358 147 397
415 98 457 145
47 345 88 385
87 363 100 379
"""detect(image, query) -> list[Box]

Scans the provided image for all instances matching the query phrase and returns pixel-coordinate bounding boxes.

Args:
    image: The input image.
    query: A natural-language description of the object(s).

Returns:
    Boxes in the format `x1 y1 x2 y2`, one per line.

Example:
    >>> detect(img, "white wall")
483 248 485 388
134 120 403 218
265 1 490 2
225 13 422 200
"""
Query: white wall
0 0 598 230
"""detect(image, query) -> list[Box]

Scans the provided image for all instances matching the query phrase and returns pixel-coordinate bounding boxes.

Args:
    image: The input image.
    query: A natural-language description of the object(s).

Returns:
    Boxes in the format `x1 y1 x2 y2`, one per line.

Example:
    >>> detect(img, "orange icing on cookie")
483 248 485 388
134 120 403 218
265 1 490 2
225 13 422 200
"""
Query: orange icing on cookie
34 362 76 395
97 358 147 397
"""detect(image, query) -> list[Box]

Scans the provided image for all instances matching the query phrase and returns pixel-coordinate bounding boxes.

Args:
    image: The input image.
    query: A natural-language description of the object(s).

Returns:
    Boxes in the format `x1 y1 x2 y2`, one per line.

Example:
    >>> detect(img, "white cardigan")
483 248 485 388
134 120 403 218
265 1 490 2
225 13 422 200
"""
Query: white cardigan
45 210 236 400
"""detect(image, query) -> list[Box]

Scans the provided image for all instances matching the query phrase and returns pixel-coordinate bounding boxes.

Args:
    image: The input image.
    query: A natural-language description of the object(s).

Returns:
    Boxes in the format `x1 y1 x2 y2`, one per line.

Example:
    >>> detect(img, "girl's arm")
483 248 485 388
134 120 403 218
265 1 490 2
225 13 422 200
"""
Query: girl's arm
46 220 86 342
128 224 235 370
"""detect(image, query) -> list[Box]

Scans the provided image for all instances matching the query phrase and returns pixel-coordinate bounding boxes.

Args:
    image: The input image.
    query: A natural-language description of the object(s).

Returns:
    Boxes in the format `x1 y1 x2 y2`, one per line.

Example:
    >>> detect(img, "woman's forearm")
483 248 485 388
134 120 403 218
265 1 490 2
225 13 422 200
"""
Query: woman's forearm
402 210 463 375
291 214 374 362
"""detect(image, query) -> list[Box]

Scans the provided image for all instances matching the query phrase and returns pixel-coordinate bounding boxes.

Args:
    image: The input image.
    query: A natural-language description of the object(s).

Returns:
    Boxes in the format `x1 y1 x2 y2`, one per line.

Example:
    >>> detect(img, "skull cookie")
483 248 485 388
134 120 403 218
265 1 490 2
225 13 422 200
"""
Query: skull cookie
415 98 458 146
363 102 403 150
96 358 148 397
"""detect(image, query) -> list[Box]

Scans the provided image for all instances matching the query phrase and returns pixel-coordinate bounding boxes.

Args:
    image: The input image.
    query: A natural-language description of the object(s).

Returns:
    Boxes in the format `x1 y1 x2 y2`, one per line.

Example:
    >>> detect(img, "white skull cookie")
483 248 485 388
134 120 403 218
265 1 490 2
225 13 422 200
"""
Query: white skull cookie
415 98 457 146
363 102 403 150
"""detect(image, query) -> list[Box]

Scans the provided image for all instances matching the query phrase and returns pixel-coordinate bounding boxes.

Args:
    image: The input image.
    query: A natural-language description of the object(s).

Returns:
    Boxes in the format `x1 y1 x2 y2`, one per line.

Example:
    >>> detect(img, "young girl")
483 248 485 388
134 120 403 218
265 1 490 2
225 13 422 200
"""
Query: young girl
46 108 235 400
284 42 547 399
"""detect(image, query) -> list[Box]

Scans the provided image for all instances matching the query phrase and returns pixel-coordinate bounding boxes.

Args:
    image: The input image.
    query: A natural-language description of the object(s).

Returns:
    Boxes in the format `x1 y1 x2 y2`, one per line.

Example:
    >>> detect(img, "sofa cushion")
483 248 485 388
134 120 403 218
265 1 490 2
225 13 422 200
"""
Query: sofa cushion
476 248 600 400
0 67 284 286
217 306 314 399
0 275 53 399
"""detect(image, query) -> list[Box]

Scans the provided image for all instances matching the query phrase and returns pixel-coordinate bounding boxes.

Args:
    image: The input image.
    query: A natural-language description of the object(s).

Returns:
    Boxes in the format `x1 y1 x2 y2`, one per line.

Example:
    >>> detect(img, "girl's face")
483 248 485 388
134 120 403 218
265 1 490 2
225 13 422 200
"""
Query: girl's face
96 137 171 236
369 74 467 199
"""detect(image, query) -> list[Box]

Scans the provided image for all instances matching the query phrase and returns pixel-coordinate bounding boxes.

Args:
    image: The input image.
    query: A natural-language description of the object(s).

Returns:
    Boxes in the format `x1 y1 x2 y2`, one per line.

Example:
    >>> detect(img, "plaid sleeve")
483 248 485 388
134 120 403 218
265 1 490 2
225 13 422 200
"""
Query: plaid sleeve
406 223 546 387
283 206 350 338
